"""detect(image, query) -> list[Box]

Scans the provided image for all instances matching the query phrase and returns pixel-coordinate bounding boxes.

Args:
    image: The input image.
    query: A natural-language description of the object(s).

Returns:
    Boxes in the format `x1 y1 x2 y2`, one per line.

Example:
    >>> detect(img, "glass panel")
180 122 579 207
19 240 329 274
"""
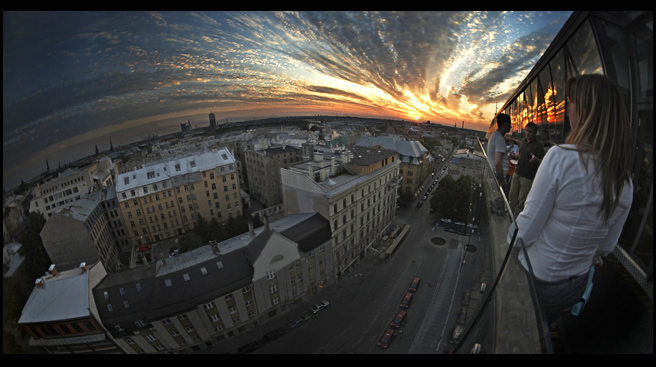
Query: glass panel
567 20 604 76
534 72 548 142
525 81 536 131
549 48 567 143
539 65 557 144
516 91 525 135
453 138 547 354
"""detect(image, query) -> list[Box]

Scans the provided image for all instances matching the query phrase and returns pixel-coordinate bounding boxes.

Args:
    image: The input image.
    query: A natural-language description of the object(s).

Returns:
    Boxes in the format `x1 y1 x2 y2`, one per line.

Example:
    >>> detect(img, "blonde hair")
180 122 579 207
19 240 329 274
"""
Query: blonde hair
565 74 632 223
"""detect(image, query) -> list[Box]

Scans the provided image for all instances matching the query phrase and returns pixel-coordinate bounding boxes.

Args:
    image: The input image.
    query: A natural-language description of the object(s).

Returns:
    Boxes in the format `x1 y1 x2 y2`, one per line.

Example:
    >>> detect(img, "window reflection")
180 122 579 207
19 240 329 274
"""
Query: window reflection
538 67 555 143
547 48 566 143
566 20 604 76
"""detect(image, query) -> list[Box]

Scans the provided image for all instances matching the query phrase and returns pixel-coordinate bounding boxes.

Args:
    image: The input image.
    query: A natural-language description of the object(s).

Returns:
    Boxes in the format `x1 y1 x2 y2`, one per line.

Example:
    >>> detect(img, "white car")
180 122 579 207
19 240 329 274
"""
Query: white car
310 300 330 314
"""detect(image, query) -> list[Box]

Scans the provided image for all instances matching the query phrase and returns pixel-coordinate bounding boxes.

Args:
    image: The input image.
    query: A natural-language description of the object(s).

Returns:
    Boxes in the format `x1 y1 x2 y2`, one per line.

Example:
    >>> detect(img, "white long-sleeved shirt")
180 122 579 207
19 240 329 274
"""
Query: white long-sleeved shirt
515 145 633 282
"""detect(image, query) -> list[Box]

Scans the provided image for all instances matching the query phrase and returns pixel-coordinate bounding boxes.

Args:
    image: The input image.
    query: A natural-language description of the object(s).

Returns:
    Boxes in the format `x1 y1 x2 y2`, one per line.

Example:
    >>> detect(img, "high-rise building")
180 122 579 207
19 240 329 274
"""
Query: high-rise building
209 112 216 128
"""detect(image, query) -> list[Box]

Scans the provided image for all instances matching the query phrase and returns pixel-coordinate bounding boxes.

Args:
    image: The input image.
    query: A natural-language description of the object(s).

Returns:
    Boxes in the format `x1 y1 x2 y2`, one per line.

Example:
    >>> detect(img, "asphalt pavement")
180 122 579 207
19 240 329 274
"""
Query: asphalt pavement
200 172 492 354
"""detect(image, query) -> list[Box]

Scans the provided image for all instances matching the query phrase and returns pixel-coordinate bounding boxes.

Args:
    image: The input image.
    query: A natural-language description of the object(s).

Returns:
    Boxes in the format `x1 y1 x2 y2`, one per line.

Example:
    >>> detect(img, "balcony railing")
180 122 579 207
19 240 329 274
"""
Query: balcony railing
449 138 552 354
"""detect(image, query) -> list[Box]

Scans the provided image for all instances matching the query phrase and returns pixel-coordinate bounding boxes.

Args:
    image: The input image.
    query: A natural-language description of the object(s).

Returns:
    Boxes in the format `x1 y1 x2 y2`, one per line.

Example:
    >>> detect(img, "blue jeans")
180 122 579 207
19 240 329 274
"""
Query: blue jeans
533 273 588 325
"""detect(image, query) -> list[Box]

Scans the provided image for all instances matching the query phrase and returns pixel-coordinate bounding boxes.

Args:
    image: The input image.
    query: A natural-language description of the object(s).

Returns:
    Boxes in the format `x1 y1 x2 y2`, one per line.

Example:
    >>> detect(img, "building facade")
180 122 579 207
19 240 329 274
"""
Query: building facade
91 213 332 354
355 136 433 199
115 149 243 248
281 146 400 276
18 262 120 354
40 191 120 272
244 146 303 206
29 157 116 219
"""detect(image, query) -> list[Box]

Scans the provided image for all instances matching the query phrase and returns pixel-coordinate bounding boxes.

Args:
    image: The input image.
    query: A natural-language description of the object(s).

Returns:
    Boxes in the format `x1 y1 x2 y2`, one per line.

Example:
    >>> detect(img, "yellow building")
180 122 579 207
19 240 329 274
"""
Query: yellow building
115 149 243 248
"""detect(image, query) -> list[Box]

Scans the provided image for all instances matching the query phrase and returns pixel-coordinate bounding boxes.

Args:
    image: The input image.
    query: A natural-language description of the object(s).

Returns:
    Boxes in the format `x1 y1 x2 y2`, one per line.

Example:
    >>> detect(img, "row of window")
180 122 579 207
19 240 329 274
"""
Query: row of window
26 318 100 339
493 19 603 142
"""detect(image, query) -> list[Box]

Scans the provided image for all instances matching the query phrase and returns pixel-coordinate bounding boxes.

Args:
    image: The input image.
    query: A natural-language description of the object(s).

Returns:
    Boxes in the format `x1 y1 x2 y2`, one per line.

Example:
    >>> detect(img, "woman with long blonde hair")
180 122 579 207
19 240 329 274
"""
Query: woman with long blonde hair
513 74 633 324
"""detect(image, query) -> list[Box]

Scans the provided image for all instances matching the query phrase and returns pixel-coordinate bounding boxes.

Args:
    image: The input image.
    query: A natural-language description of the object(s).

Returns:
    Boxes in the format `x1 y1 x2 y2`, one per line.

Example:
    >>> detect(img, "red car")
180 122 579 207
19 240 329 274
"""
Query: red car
391 310 406 328
378 328 395 348
409 277 420 292
138 243 151 251
400 292 413 309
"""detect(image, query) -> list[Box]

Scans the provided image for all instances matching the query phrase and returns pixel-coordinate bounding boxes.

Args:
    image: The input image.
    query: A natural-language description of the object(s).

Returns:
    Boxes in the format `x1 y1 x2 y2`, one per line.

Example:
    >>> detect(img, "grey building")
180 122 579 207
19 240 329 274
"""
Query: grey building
282 146 400 276
92 213 332 354
244 145 302 206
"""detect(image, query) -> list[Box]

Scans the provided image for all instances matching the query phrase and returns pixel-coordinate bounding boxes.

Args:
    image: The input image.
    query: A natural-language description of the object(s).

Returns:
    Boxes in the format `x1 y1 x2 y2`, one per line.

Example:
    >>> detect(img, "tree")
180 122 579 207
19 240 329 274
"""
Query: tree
399 186 414 207
430 174 473 223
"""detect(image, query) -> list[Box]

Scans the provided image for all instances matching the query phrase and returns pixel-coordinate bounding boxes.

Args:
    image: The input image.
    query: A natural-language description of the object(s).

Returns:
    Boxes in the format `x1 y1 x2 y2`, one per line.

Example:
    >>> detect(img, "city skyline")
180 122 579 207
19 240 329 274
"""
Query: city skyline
3 11 571 190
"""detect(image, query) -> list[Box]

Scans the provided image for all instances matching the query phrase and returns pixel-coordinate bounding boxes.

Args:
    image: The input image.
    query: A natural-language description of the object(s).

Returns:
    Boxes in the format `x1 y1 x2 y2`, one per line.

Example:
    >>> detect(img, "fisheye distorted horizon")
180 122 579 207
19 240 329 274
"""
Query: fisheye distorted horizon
3 11 571 189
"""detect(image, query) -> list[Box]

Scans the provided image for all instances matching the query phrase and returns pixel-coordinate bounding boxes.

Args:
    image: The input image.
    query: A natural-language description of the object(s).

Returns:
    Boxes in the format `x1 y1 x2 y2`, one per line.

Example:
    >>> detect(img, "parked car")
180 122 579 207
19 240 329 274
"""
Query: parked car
409 277 420 292
237 339 264 354
262 327 286 342
378 329 395 348
451 325 464 344
138 243 151 251
457 306 468 324
287 315 310 329
391 310 406 328
310 300 330 314
400 292 413 309
461 290 471 306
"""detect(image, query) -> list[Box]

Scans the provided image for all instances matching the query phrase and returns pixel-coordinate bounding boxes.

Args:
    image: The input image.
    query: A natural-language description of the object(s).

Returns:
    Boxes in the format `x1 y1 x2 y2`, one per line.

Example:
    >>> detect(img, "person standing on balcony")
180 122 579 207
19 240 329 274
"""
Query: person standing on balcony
508 122 545 218
487 113 511 194
514 74 633 325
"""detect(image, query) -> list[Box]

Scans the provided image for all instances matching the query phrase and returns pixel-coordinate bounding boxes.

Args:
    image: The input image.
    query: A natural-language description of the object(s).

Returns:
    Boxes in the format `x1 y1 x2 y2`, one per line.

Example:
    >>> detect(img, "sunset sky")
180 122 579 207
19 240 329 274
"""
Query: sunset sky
3 11 571 189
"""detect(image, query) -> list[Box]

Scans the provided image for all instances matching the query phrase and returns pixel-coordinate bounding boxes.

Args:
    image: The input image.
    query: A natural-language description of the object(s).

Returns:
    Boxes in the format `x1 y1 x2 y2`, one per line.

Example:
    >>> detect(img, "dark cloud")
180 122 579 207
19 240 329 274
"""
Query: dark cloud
3 11 571 189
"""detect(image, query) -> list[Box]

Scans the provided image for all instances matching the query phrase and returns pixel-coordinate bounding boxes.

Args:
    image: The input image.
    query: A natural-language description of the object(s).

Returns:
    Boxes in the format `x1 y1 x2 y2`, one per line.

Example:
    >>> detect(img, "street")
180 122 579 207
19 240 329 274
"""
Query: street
201 171 493 354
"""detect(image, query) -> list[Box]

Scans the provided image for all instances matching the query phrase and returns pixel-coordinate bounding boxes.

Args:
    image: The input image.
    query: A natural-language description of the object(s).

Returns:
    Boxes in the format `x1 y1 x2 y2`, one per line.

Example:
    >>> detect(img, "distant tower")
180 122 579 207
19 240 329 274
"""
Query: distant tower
95 144 99 155
462 121 464 129
110 138 114 151
209 112 216 128
46 158 50 172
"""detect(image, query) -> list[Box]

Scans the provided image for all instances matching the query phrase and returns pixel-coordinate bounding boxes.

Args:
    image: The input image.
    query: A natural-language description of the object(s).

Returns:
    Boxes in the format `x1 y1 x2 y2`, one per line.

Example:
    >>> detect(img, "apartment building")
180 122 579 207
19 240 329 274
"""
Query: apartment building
281 146 400 276
355 136 433 198
40 190 120 272
29 157 116 219
91 213 332 354
18 262 121 354
244 145 303 206
115 149 243 247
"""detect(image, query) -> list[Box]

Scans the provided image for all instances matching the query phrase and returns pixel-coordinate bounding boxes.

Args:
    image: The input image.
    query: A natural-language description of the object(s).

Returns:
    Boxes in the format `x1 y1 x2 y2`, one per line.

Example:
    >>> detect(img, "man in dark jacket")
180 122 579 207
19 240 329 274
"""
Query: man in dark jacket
509 122 544 218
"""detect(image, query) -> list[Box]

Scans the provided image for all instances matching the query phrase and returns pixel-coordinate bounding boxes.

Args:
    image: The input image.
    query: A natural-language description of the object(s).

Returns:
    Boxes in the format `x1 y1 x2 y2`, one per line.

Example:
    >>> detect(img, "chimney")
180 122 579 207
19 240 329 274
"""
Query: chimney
341 150 350 163
210 240 219 253
79 262 87 272
142 254 150 269
248 219 254 235
48 264 58 276
263 215 270 230
35 278 45 288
